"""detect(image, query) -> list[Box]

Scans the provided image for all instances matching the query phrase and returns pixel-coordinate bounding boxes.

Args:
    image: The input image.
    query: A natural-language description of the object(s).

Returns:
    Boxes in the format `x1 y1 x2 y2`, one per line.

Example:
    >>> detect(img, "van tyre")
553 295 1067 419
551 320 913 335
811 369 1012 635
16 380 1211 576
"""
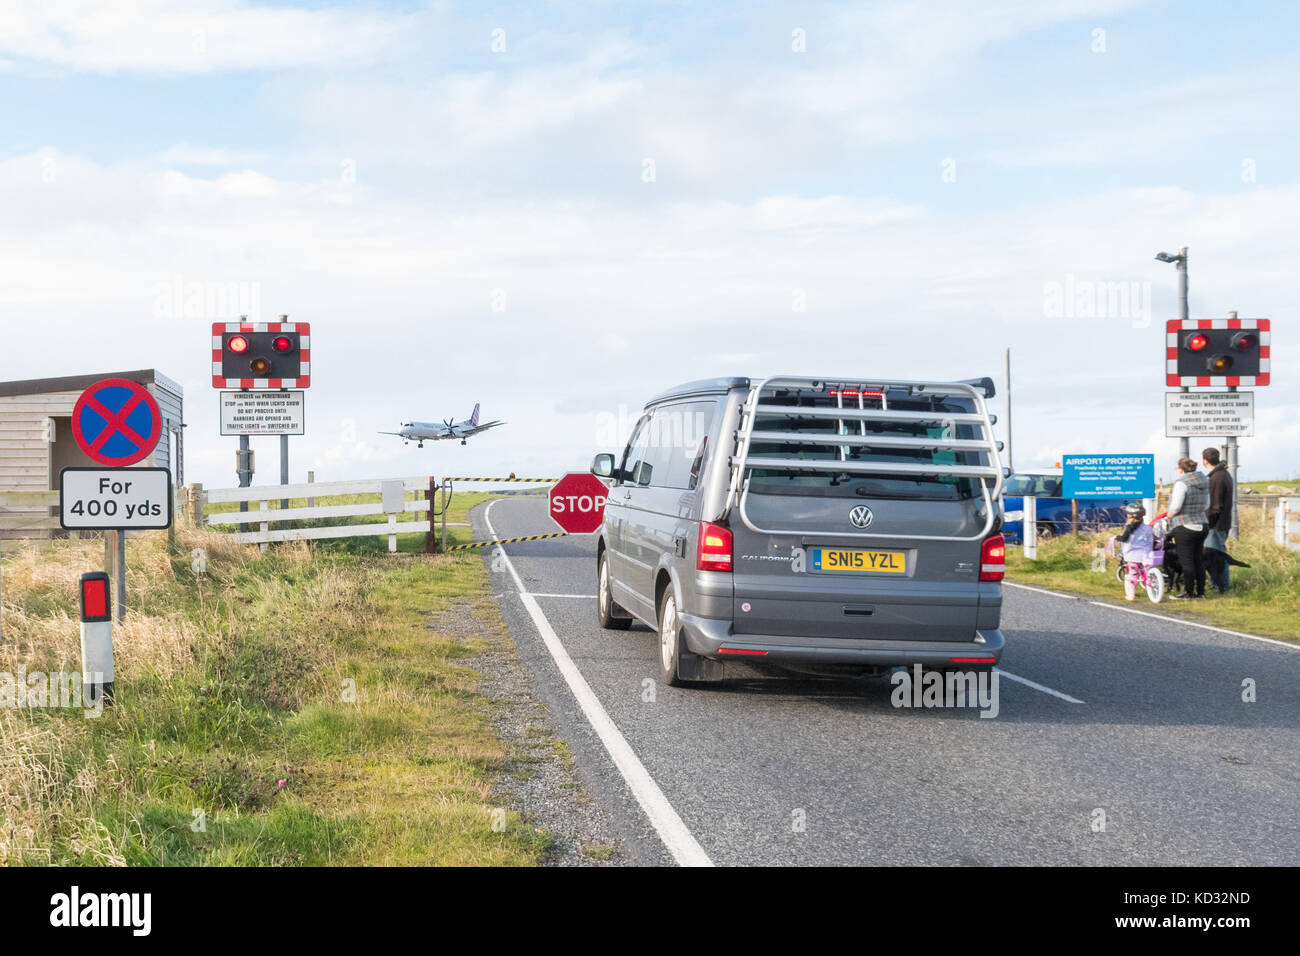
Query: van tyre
597 552 633 630
657 589 695 687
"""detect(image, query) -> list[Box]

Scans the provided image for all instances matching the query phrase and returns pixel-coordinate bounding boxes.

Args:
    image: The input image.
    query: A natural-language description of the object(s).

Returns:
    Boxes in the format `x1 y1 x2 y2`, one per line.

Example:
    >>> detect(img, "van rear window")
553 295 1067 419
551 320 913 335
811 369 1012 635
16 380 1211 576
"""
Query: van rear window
747 393 984 501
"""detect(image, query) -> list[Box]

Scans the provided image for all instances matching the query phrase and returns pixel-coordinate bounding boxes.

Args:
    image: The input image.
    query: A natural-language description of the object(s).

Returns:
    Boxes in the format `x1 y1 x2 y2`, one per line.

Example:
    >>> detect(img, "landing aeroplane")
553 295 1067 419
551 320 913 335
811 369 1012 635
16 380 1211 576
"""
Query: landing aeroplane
380 404 505 448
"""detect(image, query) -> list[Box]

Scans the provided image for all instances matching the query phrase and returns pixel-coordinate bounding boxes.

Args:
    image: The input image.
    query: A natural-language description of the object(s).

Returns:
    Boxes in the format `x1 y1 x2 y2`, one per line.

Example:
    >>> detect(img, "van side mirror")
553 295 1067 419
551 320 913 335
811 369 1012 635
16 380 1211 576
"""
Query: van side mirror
591 453 616 479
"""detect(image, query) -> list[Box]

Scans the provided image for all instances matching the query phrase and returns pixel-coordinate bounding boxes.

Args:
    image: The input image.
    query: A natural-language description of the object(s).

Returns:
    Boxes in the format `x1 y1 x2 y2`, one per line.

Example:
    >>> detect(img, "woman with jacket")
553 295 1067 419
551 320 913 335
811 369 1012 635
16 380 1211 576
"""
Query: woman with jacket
1165 458 1209 599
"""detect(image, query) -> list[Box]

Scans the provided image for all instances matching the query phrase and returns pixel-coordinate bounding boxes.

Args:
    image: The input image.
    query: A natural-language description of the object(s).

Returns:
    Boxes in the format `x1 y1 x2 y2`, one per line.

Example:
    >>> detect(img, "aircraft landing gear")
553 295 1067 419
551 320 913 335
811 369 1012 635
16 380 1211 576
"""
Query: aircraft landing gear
461 440 467 446
418 442 424 449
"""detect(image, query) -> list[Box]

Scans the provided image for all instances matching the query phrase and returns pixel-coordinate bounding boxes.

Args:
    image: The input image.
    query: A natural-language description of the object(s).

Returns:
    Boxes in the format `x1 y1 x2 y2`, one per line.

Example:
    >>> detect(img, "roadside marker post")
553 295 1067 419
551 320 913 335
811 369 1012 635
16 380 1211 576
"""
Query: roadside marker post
79 572 114 708
1023 496 1038 561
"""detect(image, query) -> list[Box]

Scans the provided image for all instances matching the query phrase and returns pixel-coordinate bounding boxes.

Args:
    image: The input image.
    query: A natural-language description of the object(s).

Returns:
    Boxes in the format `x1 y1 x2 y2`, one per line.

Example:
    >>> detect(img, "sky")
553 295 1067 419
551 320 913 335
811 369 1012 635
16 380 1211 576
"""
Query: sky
1 0 1296 489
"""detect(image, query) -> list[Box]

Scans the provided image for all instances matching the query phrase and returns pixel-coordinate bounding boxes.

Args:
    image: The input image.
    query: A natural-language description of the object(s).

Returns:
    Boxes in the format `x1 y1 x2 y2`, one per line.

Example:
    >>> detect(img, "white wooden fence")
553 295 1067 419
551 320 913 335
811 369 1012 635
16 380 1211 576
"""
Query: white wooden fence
0 491 62 538
1275 497 1300 552
196 475 450 552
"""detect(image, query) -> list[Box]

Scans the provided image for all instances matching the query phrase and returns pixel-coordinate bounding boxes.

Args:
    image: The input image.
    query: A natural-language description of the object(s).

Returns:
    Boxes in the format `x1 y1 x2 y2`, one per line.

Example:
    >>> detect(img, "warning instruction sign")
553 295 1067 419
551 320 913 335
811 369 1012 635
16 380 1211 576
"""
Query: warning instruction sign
220 391 306 436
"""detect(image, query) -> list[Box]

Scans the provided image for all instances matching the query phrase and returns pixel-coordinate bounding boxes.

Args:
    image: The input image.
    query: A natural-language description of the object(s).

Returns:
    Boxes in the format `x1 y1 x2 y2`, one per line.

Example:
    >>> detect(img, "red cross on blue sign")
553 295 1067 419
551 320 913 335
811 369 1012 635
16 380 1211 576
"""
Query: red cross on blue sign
71 379 163 467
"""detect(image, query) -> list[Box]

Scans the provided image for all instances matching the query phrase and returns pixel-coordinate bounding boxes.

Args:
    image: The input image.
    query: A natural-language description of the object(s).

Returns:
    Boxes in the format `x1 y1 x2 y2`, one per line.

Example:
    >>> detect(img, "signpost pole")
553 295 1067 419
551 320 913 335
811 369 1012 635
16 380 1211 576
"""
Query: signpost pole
280 432 290 514
1176 246 1190 461
1004 347 1013 473
115 529 126 623
238 434 252 531
1224 311 1241 540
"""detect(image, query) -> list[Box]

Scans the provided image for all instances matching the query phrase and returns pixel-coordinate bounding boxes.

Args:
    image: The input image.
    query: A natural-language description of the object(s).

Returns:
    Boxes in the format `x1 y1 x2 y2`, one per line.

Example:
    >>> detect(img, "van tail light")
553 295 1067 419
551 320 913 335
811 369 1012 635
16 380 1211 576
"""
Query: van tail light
980 533 1006 581
697 522 733 572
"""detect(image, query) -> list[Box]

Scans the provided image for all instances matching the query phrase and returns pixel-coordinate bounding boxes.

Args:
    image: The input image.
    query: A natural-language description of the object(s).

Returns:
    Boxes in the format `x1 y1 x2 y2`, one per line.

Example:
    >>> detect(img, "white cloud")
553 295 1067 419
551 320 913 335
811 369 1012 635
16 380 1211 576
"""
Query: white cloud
0 0 403 73
1 147 1296 486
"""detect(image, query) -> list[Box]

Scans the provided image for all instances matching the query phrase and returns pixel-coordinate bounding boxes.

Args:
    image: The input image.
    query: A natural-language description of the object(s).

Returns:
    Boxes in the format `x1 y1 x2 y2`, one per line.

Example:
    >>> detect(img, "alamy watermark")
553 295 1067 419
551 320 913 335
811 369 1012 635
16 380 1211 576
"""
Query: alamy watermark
0 668 105 718
1043 275 1151 328
890 665 999 719
152 275 262 321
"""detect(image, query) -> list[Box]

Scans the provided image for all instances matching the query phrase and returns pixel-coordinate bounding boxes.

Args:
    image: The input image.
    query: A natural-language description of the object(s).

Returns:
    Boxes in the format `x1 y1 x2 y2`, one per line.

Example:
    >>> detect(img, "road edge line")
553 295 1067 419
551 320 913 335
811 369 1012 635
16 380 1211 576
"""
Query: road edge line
1004 580 1298 650
483 500 714 867
994 668 1085 704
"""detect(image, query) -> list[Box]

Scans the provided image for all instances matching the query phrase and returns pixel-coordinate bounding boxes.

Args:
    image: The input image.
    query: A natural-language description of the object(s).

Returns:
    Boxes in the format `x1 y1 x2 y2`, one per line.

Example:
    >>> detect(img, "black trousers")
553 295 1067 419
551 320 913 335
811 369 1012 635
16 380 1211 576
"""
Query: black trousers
1169 526 1206 596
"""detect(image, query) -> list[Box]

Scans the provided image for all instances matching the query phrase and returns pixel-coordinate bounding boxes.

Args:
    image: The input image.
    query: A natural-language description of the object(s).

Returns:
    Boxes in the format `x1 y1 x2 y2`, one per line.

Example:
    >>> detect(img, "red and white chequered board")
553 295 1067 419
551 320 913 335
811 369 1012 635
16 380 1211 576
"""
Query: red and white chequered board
211 322 311 389
1166 318 1269 387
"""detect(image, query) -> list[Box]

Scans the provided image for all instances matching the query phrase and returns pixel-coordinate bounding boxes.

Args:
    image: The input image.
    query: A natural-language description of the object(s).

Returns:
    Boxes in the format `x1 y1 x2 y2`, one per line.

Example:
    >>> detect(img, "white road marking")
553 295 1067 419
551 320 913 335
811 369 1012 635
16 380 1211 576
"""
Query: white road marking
528 593 598 599
1002 580 1074 600
993 668 1085 704
484 501 714 868
1004 580 1298 650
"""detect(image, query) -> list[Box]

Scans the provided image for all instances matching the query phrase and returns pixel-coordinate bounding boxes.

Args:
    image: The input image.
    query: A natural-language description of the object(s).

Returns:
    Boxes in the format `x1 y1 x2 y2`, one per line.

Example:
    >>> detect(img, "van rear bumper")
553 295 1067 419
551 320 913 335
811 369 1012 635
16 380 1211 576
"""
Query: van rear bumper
679 613 1004 666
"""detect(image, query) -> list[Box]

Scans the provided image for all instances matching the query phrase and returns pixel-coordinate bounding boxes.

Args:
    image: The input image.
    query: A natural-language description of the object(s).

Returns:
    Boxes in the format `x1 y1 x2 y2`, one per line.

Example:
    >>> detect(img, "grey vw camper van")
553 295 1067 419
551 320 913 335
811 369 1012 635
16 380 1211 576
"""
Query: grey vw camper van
592 375 1007 687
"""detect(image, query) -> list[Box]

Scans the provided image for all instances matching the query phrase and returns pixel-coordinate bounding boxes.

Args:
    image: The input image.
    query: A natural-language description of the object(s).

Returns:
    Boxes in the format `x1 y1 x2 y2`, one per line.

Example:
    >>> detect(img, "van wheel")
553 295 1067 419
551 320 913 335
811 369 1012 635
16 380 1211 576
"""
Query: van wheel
657 589 692 687
597 552 632 630
1036 521 1055 541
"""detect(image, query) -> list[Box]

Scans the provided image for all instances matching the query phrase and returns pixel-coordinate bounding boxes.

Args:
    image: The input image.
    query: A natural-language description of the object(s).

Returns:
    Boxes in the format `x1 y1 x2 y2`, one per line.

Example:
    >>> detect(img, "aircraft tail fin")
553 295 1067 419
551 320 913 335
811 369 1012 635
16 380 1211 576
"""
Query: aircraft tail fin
471 403 481 427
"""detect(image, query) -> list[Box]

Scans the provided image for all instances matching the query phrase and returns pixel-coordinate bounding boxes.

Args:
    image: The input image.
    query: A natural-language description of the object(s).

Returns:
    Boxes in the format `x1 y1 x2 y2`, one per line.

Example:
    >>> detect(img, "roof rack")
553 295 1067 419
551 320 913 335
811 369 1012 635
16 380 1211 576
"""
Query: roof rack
724 375 1006 542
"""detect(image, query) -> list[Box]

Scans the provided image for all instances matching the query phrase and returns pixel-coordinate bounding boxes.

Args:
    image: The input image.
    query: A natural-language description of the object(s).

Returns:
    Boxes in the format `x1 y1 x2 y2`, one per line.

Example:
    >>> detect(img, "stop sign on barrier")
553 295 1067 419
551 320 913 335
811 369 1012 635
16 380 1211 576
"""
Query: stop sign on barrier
549 473 609 534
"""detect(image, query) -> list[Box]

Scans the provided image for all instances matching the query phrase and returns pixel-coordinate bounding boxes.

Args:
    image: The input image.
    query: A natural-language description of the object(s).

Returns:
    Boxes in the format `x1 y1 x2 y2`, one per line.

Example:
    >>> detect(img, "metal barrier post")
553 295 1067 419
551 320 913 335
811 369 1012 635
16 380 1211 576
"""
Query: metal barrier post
440 479 449 553
426 477 437 554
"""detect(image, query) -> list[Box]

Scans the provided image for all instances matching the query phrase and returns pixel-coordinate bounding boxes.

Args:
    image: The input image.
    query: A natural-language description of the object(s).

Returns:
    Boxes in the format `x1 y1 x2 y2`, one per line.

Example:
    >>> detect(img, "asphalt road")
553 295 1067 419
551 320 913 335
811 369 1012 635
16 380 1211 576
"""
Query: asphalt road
476 495 1299 867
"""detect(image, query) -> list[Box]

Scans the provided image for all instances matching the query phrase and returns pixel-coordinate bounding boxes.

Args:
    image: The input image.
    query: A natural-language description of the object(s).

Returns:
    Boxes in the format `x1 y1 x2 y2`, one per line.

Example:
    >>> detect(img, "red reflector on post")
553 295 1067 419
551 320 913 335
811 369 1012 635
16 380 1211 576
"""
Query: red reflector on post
79 572 111 621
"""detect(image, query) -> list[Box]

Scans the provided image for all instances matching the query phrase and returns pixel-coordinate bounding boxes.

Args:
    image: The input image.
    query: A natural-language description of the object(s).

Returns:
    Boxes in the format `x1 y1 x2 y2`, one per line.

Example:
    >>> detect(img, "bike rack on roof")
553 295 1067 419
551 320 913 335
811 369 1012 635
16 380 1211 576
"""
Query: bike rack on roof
724 375 1007 543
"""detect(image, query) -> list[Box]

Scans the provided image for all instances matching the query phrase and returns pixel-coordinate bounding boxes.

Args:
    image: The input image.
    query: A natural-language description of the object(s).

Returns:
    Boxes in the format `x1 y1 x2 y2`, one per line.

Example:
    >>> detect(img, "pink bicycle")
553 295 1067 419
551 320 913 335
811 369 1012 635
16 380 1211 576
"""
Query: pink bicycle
1109 533 1167 603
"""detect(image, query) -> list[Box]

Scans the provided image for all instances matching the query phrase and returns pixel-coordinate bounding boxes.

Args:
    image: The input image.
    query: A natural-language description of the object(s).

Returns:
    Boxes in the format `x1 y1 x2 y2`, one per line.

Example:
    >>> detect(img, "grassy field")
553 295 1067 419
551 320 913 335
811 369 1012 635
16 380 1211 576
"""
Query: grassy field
0 492 553 866
1006 516 1299 640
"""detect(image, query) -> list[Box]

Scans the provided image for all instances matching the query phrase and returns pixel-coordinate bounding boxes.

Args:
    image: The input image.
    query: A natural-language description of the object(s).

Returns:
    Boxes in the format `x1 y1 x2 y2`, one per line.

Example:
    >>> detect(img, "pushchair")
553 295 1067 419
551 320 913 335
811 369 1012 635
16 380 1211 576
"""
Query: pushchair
1110 520 1169 603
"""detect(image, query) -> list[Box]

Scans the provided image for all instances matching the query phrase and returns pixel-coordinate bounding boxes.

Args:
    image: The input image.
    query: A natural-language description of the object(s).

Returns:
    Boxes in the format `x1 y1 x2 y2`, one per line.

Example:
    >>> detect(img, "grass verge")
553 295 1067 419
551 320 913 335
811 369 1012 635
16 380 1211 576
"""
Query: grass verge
1006 518 1299 640
0 493 550 865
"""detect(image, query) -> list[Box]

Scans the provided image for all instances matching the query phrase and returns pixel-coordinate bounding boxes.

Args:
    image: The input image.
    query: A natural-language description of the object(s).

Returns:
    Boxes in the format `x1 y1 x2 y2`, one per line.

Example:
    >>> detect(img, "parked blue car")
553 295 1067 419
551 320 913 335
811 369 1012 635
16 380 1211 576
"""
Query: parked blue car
1001 470 1135 543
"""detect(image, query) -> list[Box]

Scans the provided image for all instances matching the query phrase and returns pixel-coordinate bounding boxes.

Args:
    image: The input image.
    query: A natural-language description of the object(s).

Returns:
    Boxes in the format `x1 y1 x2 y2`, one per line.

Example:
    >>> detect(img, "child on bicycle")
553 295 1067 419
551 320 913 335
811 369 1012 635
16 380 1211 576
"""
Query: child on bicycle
1113 503 1155 601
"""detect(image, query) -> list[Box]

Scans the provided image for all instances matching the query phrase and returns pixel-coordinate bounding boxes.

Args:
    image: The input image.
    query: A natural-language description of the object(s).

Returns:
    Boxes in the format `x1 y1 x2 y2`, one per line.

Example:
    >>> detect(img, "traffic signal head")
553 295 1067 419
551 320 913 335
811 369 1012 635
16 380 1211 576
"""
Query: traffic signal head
1167 319 1270 385
213 323 311 388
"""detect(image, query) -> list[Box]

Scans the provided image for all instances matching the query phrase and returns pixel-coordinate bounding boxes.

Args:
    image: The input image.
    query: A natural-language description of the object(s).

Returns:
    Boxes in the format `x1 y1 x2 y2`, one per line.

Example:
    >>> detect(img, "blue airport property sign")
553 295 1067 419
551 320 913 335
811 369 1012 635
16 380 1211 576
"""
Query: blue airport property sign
1062 454 1155 499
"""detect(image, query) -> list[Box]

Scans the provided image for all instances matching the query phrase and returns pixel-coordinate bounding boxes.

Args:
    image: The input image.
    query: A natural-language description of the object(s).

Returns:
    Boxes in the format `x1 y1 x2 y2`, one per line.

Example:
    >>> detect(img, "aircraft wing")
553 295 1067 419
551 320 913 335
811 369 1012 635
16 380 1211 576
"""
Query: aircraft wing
465 420 506 437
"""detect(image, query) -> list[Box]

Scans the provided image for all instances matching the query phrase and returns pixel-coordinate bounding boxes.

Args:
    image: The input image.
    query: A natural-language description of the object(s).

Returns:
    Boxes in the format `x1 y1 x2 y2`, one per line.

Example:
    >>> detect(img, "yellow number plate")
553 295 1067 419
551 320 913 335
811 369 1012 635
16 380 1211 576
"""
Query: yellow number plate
811 548 907 574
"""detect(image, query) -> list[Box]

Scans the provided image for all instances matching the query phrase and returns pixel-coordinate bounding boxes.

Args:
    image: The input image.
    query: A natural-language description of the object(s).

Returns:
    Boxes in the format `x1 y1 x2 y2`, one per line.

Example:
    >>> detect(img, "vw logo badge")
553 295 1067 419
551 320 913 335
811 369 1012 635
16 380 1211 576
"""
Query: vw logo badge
849 505 874 529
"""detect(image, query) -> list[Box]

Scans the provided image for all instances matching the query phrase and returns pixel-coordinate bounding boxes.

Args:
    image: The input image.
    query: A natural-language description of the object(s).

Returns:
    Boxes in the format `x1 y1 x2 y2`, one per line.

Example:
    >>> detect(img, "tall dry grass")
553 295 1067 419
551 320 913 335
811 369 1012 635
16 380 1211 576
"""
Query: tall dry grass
0 529 257 865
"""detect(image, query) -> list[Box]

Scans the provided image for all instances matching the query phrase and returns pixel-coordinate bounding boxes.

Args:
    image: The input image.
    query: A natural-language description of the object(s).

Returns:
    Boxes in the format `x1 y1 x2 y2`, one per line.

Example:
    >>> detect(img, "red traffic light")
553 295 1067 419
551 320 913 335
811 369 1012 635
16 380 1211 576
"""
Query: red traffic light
272 336 293 353
228 335 250 354
1185 333 1208 351
1231 332 1258 351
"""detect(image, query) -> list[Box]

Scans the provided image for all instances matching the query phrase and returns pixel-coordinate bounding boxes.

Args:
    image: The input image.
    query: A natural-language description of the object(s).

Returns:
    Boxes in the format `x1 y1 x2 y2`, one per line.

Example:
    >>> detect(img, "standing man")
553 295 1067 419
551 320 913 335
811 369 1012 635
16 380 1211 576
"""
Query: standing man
1202 447 1234 592
1166 458 1209 600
